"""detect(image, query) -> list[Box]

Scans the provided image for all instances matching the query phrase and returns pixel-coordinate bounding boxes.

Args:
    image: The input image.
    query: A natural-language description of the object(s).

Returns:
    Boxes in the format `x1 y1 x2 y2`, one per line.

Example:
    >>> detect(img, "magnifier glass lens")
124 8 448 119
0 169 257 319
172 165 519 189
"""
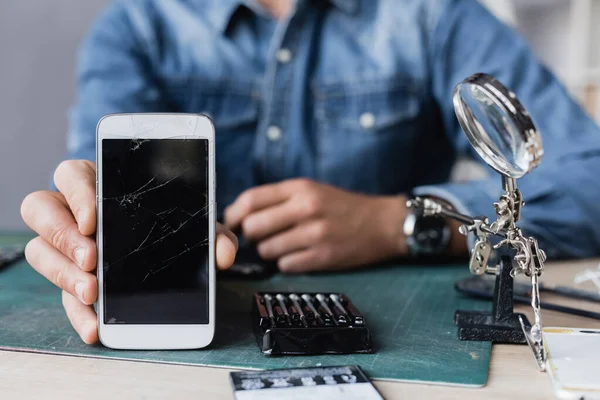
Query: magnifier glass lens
457 83 530 177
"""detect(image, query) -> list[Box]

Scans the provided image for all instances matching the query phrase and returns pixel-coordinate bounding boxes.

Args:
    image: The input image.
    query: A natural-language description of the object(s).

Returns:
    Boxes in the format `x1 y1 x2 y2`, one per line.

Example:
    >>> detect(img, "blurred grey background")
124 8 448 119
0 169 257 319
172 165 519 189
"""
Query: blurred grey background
1 0 599 230
0 0 110 230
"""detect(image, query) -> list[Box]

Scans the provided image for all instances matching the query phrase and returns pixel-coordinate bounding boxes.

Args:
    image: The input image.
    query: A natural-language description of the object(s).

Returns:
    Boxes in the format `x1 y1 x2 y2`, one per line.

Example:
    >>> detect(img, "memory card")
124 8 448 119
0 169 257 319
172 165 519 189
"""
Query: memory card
230 365 383 400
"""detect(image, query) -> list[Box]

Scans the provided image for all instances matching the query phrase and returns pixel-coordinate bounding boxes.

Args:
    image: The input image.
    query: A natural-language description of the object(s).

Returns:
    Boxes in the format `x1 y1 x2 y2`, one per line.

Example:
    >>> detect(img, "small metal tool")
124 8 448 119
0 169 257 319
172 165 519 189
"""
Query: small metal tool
263 294 277 328
329 294 349 325
341 295 365 326
273 304 285 325
302 294 323 325
276 294 291 326
289 293 308 327
288 304 300 325
316 294 337 326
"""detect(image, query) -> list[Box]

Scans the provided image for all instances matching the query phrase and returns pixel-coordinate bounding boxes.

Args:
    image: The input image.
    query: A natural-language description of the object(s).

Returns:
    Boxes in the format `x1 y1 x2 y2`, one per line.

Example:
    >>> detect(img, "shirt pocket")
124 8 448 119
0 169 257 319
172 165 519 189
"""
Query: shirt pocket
311 75 423 194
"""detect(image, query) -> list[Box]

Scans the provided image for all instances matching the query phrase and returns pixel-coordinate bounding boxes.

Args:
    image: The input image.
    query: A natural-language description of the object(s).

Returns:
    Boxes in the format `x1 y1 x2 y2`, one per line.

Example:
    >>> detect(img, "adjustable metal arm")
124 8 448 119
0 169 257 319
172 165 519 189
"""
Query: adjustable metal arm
407 197 505 275
406 198 507 238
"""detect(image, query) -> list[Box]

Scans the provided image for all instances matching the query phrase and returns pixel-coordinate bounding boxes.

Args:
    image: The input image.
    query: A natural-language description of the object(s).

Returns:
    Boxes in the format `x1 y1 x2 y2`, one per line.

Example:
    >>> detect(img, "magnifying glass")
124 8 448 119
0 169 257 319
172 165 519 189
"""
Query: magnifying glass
453 73 548 370
453 73 543 179
408 73 549 371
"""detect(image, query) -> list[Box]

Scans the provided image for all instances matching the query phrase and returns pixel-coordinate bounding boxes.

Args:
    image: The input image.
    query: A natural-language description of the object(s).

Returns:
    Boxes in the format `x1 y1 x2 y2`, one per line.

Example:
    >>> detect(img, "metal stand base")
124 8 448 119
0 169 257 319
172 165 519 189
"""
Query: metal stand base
454 310 527 343
455 255 529 344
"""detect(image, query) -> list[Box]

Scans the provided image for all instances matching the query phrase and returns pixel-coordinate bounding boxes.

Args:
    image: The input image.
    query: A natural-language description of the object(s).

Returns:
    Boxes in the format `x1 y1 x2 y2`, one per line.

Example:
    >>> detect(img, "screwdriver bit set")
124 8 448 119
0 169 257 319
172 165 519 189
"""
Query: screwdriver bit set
252 292 374 356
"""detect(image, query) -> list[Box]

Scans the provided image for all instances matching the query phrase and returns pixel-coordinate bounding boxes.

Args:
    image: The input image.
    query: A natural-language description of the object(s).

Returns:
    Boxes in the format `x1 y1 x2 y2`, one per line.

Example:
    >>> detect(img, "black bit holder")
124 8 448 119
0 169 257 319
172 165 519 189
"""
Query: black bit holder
454 255 529 344
252 292 374 356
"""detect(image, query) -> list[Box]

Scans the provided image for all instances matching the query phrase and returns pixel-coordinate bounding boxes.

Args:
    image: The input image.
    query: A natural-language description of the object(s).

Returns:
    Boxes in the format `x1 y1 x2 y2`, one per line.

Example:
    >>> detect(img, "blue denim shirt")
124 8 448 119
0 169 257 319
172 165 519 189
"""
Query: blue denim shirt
68 0 600 258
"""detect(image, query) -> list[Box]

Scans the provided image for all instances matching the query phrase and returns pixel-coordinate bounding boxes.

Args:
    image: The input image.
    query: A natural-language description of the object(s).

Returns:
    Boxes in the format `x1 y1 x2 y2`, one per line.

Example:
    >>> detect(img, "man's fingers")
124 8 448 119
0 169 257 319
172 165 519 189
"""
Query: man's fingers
257 220 327 260
25 236 97 305
277 245 335 273
224 182 293 230
62 291 98 344
54 160 97 236
216 223 238 270
21 190 96 272
240 196 319 241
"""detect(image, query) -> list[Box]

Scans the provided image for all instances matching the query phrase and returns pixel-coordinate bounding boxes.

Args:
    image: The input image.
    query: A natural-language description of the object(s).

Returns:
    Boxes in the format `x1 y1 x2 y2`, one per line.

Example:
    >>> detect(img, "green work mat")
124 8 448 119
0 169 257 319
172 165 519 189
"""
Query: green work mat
0 233 491 386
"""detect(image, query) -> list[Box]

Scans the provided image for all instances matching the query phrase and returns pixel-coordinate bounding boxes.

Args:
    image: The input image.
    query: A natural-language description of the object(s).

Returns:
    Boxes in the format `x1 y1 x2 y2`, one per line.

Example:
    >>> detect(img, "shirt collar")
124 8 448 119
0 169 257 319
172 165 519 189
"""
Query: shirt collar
208 0 360 33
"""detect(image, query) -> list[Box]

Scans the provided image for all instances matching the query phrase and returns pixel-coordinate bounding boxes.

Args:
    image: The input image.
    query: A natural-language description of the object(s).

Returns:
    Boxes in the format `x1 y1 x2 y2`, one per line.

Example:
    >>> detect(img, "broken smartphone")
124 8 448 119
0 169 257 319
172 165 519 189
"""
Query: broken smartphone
96 114 215 349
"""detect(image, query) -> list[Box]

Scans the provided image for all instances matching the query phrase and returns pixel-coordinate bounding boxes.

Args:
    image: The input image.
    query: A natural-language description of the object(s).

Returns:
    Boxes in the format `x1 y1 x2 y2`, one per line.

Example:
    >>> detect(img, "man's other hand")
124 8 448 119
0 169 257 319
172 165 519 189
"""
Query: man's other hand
225 179 407 273
21 160 238 344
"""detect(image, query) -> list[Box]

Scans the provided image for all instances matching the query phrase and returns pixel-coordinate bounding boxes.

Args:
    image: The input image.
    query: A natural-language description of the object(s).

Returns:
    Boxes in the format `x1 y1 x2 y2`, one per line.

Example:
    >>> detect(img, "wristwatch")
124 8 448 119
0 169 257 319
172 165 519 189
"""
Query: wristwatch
403 196 451 256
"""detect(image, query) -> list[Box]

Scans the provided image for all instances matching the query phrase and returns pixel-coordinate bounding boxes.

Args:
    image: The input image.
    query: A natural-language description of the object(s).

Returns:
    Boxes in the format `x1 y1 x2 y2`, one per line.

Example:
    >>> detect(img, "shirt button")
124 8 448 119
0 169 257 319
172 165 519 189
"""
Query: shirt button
276 48 292 63
359 112 376 129
266 126 282 141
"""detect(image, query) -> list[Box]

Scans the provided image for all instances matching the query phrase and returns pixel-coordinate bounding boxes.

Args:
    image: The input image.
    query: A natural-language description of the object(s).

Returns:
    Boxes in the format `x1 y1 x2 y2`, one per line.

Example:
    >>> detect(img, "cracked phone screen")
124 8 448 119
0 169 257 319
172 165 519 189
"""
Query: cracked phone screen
101 138 209 324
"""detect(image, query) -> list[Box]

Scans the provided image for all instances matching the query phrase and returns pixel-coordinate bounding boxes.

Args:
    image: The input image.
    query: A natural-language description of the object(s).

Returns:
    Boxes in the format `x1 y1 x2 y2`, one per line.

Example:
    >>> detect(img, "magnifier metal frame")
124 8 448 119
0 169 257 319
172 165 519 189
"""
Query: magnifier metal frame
452 73 544 179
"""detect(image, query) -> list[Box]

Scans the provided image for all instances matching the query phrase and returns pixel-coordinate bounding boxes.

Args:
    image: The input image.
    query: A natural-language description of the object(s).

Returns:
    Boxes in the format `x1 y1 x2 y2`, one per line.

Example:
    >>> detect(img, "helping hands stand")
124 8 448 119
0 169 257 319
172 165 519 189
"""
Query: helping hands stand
407 72 549 371
408 176 547 371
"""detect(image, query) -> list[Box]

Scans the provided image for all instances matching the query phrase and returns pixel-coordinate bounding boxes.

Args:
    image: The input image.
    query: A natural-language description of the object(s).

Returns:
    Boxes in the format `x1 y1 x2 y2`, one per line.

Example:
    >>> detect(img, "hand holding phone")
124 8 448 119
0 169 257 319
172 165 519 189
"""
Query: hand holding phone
20 114 237 347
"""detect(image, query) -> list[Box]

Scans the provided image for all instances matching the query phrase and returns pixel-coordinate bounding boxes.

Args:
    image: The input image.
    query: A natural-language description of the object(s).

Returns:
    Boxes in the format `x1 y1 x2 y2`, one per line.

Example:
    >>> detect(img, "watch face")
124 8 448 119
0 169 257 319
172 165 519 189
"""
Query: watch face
412 216 449 254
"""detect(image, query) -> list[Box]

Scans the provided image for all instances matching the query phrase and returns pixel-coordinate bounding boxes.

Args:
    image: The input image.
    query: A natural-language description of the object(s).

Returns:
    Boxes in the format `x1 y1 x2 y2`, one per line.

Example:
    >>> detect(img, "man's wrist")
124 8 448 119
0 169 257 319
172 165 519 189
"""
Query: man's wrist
401 194 468 257
420 196 467 256
372 193 467 259
375 195 409 258
447 218 468 255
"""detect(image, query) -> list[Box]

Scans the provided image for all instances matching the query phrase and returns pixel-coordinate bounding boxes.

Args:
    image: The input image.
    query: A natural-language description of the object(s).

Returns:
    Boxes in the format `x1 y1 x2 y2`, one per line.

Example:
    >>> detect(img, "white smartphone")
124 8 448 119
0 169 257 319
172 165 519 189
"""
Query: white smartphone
96 114 216 349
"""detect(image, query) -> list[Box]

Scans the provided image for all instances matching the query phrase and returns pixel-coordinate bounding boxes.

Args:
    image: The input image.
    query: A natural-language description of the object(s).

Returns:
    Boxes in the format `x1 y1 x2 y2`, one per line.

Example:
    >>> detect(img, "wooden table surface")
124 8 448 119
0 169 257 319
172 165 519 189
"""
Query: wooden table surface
1 258 600 399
